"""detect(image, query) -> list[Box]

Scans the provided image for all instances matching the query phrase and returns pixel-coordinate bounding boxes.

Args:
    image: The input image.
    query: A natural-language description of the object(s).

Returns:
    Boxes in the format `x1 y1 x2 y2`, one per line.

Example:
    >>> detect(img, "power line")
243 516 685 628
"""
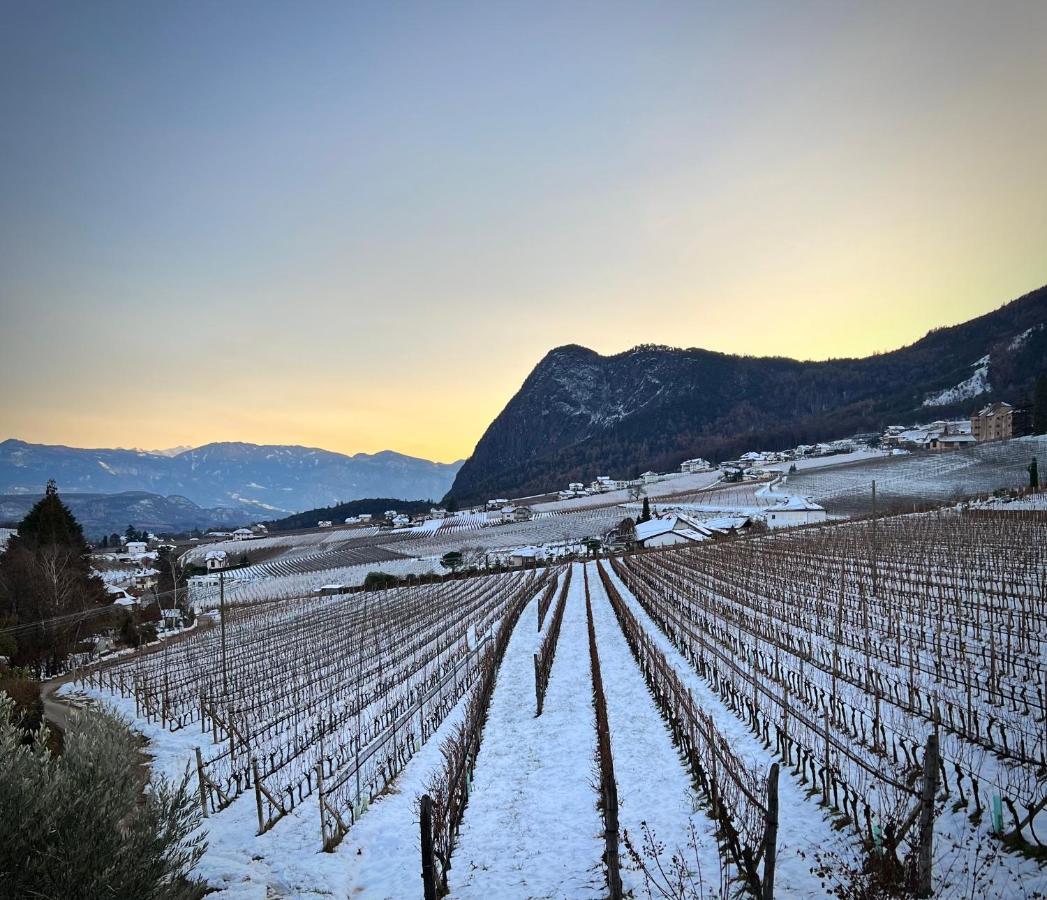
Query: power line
0 585 185 637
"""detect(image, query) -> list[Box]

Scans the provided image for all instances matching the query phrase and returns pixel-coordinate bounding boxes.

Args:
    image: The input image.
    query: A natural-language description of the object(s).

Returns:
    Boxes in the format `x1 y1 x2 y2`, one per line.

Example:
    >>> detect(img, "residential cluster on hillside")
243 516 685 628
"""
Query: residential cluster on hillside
882 401 1030 453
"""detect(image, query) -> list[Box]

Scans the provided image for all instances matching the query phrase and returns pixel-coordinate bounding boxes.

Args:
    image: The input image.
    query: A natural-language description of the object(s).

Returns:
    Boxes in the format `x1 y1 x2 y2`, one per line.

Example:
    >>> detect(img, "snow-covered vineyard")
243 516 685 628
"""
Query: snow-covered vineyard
787 434 1047 516
66 507 1047 898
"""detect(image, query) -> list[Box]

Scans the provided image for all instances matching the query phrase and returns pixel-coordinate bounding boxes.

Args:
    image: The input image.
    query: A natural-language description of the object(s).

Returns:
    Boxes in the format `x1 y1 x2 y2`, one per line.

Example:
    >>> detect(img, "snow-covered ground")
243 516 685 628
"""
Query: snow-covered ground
449 563 604 899
586 563 724 896
61 646 484 899
531 471 722 513
787 434 1047 515
598 561 861 897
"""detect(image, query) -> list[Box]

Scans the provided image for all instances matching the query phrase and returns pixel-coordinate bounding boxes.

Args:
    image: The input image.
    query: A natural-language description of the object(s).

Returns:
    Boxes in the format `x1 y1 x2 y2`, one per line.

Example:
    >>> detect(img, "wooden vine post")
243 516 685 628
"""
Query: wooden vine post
762 763 779 900
420 794 437 900
915 732 939 898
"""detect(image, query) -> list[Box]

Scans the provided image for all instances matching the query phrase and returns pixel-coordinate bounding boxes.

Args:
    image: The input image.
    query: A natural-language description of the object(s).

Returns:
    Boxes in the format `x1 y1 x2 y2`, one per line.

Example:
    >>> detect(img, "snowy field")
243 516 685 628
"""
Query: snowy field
66 503 1047 899
786 435 1047 515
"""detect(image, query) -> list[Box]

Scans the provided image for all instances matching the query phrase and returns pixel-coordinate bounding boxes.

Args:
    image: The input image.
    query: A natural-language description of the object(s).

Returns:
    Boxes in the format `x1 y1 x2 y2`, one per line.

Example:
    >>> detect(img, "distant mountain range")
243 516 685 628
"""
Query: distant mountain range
446 284 1047 504
0 441 463 516
0 491 247 539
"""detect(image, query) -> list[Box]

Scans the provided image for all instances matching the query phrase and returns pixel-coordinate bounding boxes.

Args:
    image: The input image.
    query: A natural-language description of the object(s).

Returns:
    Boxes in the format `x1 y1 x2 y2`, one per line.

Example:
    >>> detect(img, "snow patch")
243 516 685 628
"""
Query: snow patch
922 357 990 407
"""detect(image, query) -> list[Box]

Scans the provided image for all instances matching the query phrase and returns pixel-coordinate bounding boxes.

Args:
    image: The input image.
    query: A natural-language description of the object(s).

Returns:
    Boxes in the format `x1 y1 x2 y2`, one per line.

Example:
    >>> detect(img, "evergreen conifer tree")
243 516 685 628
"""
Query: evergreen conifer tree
0 481 106 673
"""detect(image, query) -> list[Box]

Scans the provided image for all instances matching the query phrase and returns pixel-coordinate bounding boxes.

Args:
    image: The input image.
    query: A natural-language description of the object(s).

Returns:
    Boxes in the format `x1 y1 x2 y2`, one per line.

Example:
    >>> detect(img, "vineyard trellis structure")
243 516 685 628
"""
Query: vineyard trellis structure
606 507 1047 873
77 567 548 849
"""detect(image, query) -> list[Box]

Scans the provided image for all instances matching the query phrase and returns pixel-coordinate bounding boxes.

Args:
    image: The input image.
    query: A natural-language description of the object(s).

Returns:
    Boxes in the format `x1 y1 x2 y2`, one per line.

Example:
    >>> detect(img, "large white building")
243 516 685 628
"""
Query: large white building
765 497 827 529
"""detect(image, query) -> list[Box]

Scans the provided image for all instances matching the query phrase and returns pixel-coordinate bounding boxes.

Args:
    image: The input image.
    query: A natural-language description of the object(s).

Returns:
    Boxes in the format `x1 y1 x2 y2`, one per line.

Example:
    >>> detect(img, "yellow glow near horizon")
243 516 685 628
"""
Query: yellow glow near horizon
2 3 1046 462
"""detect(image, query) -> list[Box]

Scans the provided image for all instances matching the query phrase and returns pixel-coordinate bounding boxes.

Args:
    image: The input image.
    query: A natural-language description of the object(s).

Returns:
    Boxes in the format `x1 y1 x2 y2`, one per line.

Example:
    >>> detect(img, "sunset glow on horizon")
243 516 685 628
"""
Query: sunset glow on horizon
2 2 1046 462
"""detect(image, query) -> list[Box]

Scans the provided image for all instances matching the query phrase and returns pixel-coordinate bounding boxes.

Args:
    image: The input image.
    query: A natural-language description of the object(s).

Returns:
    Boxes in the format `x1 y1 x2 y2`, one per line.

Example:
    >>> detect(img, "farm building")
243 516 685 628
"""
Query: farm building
508 546 542 567
927 433 976 451
232 528 254 540
204 549 228 570
633 515 709 548
765 496 827 529
314 584 346 596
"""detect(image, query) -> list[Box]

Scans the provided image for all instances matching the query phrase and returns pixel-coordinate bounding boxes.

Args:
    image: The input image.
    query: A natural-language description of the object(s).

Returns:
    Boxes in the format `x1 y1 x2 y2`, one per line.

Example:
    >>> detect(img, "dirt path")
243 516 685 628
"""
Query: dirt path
40 674 78 736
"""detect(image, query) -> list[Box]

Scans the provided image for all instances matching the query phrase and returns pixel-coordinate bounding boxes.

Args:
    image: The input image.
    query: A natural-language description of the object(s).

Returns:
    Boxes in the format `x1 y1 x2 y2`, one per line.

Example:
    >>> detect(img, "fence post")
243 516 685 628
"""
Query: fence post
533 652 542 716
762 763 779 900
252 758 264 834
822 708 831 806
316 762 327 850
420 794 438 900
915 732 939 897
195 747 209 819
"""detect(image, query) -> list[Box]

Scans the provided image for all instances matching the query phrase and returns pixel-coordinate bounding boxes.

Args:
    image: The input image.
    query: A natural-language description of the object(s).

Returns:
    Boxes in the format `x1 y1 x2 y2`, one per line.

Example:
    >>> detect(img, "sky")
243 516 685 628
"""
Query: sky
1 1 1046 463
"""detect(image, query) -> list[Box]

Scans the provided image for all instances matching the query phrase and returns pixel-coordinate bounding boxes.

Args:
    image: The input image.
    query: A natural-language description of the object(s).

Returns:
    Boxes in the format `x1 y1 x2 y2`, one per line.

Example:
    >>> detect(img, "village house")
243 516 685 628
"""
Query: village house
765 496 827 529
513 505 534 522
680 458 712 474
132 568 159 591
232 527 254 540
927 432 976 451
125 540 148 558
633 515 708 548
971 402 1030 442
508 546 542 567
317 520 333 528
204 549 228 571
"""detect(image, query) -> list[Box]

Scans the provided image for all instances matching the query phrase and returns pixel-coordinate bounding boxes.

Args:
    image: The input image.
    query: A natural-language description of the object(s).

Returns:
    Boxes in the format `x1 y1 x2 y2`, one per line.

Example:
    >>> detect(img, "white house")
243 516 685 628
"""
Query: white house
509 546 542 567
429 507 448 519
641 471 661 485
357 513 372 523
317 520 333 528
232 528 254 540
633 515 708 548
765 497 827 529
680 458 712 474
204 549 228 570
568 482 585 492
125 541 148 558
132 568 159 590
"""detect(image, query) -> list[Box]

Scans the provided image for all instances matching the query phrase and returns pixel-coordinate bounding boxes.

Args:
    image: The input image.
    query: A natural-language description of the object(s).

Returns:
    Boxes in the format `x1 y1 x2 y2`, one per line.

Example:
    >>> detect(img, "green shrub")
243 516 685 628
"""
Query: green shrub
0 694 206 899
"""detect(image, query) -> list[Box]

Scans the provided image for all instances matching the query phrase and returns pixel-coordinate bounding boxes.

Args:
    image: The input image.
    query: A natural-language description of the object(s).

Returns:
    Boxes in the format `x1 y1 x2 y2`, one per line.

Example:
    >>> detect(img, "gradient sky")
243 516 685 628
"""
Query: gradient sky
2 2 1046 462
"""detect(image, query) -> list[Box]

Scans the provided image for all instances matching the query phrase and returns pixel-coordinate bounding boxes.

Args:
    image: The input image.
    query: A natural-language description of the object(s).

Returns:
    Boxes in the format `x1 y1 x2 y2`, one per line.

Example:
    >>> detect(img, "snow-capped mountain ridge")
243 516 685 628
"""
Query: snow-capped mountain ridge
0 440 463 512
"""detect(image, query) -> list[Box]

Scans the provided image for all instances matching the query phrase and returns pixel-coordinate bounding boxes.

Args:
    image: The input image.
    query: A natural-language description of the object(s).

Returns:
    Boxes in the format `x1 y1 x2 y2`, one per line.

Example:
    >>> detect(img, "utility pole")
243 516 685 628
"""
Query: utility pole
219 569 228 696
870 480 878 597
